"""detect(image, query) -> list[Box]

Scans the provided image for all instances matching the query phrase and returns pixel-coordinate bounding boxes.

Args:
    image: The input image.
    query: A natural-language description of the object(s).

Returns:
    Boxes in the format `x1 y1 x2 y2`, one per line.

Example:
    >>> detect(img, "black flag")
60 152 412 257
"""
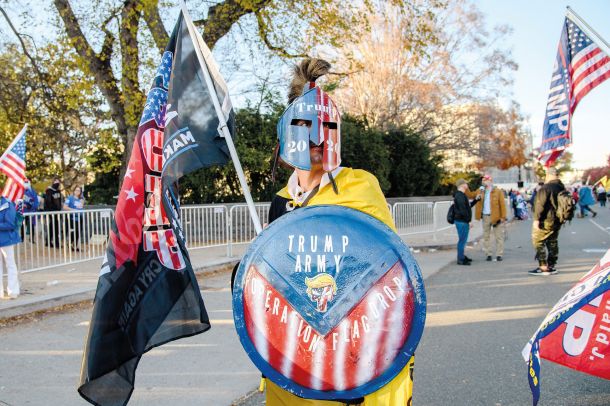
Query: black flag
78 11 234 405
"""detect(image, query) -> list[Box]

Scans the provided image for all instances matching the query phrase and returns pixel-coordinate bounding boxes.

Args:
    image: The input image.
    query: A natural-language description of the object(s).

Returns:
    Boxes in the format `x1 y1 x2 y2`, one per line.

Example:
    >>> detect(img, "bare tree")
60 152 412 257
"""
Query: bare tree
332 0 518 156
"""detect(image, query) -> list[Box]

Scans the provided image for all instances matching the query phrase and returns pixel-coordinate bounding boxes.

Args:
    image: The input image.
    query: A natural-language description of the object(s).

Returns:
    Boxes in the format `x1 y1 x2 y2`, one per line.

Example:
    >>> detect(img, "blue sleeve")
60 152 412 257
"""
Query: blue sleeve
65 195 74 209
0 203 16 231
31 191 39 211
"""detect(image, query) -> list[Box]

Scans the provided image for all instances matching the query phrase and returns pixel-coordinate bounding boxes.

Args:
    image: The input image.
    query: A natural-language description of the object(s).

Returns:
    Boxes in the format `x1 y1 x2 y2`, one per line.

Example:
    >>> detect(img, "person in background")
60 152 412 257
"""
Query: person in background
529 182 544 209
21 179 39 242
529 167 565 276
572 186 580 208
0 195 21 298
44 177 63 248
515 191 529 220
454 179 481 265
578 184 597 218
509 189 519 218
63 186 85 252
596 183 607 208
474 174 507 262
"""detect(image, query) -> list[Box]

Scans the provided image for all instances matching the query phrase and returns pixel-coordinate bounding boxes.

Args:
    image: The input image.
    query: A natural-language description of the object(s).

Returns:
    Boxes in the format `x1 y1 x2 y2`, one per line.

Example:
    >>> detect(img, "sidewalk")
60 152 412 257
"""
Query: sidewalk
0 244 248 320
0 224 483 321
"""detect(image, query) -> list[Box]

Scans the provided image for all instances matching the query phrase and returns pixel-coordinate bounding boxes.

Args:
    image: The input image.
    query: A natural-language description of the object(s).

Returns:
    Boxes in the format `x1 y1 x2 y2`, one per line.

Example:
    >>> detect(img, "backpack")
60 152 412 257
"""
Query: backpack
555 190 576 224
447 203 456 224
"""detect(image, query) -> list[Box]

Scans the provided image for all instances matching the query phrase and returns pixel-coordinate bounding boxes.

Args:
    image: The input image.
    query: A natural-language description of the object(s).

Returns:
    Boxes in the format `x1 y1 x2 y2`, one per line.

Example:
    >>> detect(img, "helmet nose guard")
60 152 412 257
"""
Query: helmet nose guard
277 86 341 171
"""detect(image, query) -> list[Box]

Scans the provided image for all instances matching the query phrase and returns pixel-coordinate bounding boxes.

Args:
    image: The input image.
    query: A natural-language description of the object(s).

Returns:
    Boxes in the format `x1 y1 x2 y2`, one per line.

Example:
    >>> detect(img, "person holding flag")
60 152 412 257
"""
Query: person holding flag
264 58 414 406
0 124 27 298
77 5 255 404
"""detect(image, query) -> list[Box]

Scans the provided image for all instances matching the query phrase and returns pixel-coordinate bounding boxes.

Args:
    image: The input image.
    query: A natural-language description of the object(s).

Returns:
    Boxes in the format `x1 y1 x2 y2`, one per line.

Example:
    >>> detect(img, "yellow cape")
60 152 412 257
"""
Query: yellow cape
265 167 415 406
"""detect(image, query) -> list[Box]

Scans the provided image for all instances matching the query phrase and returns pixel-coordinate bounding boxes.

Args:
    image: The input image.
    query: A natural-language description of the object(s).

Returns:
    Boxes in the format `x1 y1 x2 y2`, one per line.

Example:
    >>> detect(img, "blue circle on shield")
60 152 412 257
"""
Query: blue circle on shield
232 205 426 400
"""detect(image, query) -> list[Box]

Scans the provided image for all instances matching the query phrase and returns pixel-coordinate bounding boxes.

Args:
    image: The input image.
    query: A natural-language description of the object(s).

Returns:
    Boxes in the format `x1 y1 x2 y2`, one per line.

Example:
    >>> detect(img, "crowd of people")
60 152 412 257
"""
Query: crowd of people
451 168 606 276
0 176 86 299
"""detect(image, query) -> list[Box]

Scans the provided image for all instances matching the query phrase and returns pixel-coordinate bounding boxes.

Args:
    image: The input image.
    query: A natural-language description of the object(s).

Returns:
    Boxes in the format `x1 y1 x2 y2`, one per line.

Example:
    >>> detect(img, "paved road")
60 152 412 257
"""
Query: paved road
0 270 260 406
413 209 610 406
3 209 610 405
0 241 453 406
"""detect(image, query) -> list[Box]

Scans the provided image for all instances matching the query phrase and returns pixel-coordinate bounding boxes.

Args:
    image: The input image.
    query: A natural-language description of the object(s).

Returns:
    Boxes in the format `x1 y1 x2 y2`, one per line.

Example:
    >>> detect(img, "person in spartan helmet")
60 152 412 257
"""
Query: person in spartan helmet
264 58 416 406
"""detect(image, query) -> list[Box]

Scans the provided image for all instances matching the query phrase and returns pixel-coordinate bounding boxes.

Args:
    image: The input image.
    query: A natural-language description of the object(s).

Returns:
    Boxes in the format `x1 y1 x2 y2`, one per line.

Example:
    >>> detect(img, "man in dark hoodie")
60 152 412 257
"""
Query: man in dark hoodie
44 177 62 247
529 167 565 275
454 179 481 265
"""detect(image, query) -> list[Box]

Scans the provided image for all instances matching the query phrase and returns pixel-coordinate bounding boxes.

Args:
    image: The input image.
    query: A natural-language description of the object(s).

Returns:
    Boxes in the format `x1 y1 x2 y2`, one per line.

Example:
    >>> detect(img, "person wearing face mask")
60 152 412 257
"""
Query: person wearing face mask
21 179 39 242
44 177 63 248
63 186 85 252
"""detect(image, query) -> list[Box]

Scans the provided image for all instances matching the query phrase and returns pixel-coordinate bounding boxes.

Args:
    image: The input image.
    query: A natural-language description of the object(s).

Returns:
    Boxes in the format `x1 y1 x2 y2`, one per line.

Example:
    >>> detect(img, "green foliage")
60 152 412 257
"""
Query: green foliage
0 41 108 190
437 170 481 195
179 110 444 203
384 128 443 197
179 106 289 204
340 115 390 193
85 130 123 204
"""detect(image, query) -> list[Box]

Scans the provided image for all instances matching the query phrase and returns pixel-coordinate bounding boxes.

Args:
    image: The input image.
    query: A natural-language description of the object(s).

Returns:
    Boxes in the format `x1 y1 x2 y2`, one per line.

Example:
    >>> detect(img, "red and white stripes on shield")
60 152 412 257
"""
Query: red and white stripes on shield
243 262 414 392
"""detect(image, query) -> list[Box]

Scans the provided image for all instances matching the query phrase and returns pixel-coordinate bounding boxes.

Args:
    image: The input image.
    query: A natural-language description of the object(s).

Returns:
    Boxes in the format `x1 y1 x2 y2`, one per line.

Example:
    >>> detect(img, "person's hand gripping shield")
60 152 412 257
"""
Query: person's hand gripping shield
277 84 341 171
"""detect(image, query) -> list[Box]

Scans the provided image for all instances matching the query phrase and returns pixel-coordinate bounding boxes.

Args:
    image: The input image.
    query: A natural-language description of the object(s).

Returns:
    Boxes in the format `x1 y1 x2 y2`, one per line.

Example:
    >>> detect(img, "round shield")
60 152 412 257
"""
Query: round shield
232 205 426 400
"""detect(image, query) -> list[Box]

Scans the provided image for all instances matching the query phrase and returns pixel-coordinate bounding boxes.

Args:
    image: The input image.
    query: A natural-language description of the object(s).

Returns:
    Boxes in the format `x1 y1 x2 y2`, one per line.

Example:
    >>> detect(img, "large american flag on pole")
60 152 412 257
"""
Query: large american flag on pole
0 125 27 202
538 8 610 167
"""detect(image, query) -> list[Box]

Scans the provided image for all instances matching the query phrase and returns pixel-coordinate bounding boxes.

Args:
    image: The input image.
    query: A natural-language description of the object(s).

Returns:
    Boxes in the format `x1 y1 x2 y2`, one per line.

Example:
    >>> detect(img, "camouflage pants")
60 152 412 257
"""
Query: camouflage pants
531 224 560 267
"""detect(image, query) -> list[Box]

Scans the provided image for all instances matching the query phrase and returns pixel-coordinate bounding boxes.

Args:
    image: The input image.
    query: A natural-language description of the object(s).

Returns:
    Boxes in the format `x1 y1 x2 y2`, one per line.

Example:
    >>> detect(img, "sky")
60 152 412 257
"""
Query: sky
475 0 610 170
2 1 609 171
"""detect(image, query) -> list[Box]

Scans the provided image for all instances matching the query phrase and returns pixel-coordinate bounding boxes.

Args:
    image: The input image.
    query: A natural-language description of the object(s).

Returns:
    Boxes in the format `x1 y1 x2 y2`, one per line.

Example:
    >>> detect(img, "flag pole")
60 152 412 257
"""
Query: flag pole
179 2 263 235
566 7 610 56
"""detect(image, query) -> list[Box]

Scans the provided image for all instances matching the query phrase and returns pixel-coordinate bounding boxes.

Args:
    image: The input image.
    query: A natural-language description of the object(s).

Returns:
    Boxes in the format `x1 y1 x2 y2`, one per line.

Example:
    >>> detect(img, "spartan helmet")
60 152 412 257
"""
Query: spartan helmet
277 83 341 172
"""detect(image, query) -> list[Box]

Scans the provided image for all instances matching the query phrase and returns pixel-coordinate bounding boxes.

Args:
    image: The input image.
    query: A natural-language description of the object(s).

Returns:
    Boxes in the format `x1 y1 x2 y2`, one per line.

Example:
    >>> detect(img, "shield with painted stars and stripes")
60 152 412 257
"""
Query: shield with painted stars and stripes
232 205 426 400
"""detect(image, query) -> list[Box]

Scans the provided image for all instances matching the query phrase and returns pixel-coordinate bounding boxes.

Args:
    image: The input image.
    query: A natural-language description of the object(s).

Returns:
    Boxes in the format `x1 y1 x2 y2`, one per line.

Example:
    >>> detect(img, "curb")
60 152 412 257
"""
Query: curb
0 258 240 324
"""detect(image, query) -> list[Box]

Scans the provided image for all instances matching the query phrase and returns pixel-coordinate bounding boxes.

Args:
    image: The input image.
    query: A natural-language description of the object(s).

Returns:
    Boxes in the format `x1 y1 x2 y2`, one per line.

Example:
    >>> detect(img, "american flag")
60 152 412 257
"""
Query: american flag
0 125 27 202
538 11 610 167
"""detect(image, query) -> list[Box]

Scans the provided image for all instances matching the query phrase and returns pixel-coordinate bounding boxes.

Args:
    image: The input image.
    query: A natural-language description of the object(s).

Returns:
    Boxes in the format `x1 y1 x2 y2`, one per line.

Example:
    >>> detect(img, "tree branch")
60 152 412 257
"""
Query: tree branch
142 0 169 53
254 11 307 58
194 0 270 49
0 7 46 81
53 0 127 136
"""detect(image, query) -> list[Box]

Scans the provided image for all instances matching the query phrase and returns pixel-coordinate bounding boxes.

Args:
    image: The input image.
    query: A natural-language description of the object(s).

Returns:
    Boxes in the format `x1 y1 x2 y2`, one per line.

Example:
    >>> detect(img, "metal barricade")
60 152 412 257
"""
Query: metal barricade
228 203 270 257
179 205 229 251
392 201 453 241
432 201 454 239
392 202 436 236
17 208 113 273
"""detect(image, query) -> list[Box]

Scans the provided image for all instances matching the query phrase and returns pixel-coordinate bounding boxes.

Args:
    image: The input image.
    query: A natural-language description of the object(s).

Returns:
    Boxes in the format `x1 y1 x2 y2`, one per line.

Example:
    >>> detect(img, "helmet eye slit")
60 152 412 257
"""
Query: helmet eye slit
291 119 312 128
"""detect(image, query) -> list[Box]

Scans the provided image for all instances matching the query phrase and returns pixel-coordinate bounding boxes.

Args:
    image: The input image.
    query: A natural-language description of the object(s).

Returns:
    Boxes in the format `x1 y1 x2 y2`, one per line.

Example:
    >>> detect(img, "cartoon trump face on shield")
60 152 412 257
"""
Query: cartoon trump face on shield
305 273 337 313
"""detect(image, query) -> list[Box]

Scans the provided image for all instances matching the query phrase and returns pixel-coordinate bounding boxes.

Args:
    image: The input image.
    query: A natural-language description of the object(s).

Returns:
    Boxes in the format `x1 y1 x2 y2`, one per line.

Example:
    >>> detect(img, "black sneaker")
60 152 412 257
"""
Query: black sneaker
497 256 503 262
528 268 557 276
464 256 473 262
457 260 471 266
486 256 492 261
593 212 598 218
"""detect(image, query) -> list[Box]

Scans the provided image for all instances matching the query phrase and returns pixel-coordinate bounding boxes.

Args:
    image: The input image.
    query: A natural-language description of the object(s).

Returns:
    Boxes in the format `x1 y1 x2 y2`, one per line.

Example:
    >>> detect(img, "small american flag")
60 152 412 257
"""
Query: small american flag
538 10 610 167
0 125 27 202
